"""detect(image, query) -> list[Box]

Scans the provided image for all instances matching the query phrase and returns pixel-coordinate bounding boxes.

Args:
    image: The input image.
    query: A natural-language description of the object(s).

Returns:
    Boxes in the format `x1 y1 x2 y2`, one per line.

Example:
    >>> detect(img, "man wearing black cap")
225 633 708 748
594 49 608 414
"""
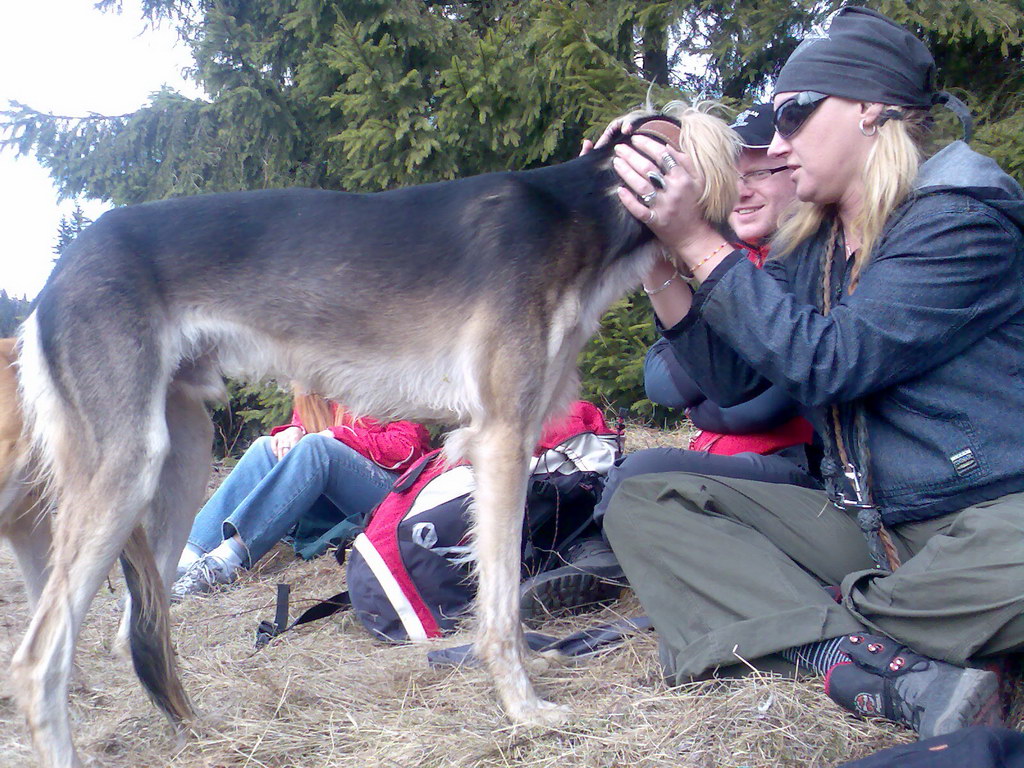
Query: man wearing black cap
727 103 796 251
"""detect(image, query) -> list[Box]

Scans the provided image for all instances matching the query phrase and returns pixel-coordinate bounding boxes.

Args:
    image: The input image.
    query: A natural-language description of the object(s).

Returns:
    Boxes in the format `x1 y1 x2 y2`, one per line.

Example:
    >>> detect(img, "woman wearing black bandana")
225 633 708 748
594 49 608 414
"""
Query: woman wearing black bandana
604 6 1024 738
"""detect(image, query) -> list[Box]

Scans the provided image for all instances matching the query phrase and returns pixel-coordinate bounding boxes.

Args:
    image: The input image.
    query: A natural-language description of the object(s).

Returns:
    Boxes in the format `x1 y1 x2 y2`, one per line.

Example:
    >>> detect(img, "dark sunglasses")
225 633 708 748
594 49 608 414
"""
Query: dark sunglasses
773 91 829 138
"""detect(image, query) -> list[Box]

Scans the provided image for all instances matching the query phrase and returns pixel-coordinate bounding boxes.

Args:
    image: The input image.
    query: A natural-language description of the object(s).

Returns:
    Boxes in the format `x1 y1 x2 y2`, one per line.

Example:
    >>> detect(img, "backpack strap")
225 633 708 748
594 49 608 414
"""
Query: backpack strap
292 517 364 561
255 582 353 649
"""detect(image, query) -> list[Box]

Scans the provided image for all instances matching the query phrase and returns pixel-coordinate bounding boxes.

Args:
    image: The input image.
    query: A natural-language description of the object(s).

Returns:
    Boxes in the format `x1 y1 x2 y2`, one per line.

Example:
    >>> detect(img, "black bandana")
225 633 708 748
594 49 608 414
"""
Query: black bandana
774 7 935 108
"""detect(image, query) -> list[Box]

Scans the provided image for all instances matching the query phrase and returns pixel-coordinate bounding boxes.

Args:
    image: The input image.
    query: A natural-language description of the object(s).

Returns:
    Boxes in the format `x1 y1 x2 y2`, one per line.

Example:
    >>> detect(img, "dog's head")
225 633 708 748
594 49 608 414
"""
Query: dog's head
613 102 740 227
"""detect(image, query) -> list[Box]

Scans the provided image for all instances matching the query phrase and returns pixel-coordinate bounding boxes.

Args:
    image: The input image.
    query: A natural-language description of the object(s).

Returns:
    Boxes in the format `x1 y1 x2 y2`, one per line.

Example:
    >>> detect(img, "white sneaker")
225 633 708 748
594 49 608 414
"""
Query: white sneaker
171 554 237 601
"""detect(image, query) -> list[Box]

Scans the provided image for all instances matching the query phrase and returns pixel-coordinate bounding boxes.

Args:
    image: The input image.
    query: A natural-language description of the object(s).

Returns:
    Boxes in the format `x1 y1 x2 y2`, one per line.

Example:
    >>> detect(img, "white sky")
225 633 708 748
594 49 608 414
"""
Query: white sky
0 0 202 299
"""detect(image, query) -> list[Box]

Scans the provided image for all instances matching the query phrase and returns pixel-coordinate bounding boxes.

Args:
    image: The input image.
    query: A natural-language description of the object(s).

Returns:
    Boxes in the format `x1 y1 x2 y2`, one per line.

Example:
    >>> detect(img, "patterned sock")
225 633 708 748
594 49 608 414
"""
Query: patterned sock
780 637 848 674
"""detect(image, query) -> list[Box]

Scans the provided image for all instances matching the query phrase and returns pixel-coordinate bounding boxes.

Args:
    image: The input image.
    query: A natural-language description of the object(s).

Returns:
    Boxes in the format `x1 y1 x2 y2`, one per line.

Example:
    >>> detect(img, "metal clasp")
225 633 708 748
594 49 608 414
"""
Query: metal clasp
836 462 874 511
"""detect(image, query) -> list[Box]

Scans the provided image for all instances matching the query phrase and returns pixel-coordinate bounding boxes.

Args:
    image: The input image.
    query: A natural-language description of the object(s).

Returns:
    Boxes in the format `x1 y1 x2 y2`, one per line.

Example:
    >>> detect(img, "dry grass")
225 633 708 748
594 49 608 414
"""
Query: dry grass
0 423 980 767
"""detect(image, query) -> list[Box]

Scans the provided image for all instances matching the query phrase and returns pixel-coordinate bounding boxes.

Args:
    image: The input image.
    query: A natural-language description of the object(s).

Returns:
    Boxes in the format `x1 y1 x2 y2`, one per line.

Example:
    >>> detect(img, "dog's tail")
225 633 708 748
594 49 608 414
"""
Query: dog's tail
120 525 195 726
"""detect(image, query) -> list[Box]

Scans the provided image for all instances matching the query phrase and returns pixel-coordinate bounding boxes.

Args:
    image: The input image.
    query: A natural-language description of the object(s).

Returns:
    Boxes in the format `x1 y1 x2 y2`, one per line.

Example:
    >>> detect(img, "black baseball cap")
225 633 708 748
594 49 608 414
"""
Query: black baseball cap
729 103 775 149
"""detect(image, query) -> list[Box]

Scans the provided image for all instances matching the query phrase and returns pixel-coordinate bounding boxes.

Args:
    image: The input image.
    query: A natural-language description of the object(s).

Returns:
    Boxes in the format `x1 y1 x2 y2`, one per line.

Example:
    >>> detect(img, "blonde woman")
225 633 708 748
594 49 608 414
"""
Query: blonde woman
603 7 1024 738
173 388 430 597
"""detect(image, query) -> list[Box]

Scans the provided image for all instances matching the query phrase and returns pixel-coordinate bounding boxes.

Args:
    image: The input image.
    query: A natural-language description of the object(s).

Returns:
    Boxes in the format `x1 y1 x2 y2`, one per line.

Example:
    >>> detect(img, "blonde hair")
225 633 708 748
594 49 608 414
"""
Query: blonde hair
772 109 930 290
291 385 350 433
664 101 741 225
621 100 740 225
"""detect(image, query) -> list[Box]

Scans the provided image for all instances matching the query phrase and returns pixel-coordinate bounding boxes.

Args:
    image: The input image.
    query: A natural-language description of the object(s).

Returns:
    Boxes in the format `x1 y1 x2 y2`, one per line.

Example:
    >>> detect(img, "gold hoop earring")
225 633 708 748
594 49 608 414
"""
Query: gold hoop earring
859 118 877 137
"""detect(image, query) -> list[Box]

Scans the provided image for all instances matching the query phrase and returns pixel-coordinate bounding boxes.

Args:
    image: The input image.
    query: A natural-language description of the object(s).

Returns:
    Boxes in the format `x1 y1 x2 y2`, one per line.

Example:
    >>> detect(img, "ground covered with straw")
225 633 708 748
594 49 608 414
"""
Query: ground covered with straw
0 423 1010 767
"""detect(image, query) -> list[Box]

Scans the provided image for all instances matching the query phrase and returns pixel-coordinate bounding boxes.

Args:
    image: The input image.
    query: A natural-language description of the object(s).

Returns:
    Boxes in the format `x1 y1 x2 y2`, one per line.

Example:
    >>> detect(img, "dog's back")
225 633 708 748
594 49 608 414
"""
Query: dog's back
29 149 651 431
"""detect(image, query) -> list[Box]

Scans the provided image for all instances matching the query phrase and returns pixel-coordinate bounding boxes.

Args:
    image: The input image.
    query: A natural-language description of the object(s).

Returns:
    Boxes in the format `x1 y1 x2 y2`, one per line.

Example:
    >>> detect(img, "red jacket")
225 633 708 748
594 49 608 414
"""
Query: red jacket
270 405 431 473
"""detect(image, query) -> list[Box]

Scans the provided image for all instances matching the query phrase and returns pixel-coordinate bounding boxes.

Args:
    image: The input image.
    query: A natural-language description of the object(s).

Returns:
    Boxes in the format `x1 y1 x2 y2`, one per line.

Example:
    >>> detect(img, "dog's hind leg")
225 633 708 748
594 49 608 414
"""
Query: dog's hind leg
468 418 570 726
12 464 164 768
13 325 182 767
148 375 215 587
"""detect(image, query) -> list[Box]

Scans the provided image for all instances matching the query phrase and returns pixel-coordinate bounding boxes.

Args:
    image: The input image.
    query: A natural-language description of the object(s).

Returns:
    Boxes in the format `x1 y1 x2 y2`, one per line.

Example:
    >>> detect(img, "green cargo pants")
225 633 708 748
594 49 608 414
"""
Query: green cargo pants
603 472 1024 684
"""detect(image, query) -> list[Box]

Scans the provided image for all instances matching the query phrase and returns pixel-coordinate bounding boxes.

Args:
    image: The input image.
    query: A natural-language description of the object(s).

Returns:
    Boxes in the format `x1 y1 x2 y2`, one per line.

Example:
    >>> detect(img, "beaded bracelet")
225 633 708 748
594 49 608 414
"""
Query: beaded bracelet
689 241 731 274
643 270 681 296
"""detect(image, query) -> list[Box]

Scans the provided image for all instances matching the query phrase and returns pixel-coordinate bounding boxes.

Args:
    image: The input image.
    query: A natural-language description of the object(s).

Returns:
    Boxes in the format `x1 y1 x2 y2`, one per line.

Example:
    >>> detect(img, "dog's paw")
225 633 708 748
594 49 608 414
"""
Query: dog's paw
507 698 572 727
525 649 570 674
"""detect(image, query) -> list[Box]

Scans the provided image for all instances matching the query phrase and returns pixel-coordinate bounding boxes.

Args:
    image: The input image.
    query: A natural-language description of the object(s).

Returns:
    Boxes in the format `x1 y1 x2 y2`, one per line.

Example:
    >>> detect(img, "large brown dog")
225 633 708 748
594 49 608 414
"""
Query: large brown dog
14 106 739 767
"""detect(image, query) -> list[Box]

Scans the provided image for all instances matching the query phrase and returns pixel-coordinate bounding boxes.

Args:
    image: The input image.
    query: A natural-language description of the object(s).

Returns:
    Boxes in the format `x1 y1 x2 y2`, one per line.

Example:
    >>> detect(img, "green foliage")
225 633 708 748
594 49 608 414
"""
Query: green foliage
3 0 1023 425
53 204 92 257
0 291 31 339
210 380 294 459
578 290 658 417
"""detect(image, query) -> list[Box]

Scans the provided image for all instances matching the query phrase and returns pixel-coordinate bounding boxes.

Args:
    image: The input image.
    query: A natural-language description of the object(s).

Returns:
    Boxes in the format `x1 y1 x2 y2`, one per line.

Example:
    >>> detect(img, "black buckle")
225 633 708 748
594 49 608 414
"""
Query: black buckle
255 583 291 649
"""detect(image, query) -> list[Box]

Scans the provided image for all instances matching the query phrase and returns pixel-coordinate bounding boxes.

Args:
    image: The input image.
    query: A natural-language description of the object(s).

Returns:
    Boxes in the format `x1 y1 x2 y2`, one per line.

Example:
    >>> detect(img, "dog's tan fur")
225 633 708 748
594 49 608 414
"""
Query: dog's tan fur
12 107 739 767
0 339 51 610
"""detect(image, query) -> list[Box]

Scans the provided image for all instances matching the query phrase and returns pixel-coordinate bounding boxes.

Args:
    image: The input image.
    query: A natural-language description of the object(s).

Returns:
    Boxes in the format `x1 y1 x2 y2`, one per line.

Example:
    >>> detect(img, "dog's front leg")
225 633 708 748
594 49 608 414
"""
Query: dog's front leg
469 422 569 726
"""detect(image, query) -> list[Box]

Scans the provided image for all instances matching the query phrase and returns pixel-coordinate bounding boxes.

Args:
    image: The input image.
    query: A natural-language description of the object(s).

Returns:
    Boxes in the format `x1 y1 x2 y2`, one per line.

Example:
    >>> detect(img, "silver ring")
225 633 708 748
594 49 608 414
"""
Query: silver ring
661 153 678 172
640 190 657 206
646 208 658 225
647 171 666 190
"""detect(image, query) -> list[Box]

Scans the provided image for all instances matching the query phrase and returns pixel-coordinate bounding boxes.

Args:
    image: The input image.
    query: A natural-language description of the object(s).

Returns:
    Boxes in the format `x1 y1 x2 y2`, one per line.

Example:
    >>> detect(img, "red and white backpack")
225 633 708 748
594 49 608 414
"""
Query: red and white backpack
264 401 619 644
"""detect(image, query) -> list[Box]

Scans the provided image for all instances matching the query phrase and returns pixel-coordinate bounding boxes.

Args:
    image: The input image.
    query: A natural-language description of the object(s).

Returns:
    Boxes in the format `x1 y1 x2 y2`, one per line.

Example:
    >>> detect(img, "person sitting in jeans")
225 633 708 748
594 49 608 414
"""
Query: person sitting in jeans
173 387 430 598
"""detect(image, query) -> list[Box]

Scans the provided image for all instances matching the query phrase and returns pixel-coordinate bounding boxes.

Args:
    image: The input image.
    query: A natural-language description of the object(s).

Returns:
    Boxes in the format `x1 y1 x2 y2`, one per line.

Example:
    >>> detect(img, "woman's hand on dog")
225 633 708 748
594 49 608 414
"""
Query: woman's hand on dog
612 134 728 279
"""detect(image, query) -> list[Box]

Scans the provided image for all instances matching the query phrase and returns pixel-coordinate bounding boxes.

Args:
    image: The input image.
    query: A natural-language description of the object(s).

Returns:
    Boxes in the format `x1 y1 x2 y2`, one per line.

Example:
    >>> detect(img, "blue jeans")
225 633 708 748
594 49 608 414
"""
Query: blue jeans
188 434 397 566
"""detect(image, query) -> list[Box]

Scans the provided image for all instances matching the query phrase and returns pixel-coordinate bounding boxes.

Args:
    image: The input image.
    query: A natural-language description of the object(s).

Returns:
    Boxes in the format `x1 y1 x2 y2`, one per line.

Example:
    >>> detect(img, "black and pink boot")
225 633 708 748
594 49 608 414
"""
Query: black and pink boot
824 632 1003 739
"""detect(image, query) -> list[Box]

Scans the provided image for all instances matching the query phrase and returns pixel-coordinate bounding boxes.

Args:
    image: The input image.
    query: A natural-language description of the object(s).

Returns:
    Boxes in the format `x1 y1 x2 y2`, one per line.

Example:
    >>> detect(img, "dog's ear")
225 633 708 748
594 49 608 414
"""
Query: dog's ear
612 107 739 225
632 117 684 152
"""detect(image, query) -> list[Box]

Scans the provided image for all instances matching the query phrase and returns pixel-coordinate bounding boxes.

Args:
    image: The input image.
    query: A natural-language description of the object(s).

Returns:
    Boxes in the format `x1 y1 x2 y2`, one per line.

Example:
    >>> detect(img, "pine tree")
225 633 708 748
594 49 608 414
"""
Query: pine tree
53 204 93 258
0 291 32 338
2 0 1022 421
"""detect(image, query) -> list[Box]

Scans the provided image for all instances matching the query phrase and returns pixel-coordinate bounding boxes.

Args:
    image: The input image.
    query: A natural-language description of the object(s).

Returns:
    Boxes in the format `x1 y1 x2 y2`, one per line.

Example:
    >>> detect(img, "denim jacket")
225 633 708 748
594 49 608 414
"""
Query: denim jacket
664 142 1024 525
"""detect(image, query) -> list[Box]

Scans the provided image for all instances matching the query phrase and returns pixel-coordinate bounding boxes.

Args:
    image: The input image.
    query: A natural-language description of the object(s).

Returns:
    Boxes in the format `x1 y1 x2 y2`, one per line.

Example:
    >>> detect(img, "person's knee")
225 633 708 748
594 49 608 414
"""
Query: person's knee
605 470 709 534
603 474 652 546
250 435 274 456
288 432 332 460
